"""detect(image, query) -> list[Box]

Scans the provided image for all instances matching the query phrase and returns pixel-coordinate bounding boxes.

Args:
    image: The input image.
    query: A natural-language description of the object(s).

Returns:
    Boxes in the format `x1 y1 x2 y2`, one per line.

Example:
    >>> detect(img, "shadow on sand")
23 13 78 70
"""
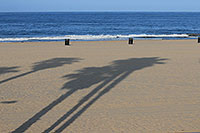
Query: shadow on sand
12 57 168 133
0 58 82 85
0 100 17 104
0 66 20 76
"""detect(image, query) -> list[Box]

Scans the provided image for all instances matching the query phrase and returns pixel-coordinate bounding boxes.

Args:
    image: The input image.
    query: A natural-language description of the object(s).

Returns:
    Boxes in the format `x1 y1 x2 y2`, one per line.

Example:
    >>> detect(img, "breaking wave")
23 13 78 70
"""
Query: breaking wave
0 34 190 42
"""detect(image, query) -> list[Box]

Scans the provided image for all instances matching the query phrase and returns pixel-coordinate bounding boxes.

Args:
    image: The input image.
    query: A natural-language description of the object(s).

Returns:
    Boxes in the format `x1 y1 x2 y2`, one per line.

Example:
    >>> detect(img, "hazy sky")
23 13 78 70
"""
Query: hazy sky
0 0 200 12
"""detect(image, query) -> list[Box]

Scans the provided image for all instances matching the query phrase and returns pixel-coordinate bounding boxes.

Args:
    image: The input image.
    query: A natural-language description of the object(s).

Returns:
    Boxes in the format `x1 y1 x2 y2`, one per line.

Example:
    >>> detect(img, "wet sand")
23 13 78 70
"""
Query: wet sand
0 40 200 133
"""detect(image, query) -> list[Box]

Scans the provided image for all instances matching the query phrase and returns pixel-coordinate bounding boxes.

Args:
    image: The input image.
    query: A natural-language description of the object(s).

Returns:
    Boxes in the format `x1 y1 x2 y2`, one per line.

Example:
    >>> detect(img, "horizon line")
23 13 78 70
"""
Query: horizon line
1 10 200 13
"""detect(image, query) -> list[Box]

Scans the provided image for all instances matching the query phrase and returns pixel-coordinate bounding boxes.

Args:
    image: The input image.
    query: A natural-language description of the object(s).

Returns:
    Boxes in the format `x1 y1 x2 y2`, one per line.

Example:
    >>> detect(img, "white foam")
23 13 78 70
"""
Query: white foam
0 34 189 42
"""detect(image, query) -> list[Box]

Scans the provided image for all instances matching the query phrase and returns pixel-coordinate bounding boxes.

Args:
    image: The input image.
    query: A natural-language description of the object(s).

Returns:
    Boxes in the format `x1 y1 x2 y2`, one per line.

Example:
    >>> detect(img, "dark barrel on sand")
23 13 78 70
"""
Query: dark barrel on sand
128 38 134 44
198 37 200 43
65 39 70 45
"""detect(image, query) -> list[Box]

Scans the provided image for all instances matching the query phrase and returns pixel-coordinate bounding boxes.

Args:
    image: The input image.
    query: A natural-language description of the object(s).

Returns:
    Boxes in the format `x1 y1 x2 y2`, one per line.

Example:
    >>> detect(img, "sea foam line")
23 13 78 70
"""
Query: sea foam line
0 34 190 42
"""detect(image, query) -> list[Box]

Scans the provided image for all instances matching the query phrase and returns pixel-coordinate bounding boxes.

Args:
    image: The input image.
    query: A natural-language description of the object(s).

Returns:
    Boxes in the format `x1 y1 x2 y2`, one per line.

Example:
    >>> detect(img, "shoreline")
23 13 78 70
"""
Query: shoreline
0 33 198 43
0 38 198 44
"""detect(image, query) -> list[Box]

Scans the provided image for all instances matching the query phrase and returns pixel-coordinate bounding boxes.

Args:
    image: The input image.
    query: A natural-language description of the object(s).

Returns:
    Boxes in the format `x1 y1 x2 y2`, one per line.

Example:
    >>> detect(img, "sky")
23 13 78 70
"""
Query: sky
0 0 200 12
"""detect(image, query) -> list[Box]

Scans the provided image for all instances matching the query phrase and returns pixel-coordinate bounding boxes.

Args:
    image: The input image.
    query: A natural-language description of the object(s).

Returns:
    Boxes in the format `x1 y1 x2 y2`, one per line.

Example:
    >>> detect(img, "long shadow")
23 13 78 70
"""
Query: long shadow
43 57 168 133
11 57 167 133
0 100 17 104
0 58 82 85
0 66 20 76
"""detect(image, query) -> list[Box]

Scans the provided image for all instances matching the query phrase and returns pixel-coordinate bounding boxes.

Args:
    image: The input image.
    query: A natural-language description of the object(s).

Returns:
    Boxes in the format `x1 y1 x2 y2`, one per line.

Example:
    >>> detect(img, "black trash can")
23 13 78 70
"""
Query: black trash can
128 38 134 45
198 37 200 43
65 39 70 45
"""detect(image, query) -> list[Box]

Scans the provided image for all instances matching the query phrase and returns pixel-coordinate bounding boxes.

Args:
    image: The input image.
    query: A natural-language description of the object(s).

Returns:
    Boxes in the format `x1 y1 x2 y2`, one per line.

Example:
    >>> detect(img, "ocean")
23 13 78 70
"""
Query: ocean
0 12 200 42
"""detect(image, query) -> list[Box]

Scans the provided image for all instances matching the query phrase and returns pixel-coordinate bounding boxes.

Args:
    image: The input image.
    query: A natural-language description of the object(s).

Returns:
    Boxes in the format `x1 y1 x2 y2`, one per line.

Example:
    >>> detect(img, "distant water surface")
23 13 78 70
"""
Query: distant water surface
0 12 200 42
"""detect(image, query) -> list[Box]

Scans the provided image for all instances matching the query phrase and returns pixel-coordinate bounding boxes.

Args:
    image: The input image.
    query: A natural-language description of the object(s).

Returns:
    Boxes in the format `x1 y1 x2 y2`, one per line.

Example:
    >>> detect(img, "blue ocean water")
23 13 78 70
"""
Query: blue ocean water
0 12 200 42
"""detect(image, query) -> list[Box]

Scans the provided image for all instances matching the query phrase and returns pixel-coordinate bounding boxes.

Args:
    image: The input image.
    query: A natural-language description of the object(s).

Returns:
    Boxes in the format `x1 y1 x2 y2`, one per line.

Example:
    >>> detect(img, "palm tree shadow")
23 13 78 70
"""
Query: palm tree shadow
0 58 82 85
43 57 167 133
12 57 167 133
0 66 20 76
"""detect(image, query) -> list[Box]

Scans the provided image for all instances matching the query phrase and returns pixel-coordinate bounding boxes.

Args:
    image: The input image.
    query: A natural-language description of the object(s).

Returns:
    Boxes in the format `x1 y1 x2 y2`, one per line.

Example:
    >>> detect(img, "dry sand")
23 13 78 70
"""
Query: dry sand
0 40 200 133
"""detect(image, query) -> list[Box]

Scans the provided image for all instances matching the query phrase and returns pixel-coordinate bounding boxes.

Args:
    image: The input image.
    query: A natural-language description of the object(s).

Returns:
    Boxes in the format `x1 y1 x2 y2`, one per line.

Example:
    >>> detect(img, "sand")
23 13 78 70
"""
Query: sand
0 40 200 133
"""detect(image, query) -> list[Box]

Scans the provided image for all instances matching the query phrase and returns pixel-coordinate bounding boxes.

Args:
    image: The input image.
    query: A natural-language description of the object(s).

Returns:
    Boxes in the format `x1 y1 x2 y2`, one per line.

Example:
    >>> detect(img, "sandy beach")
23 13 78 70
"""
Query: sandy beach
0 40 200 133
